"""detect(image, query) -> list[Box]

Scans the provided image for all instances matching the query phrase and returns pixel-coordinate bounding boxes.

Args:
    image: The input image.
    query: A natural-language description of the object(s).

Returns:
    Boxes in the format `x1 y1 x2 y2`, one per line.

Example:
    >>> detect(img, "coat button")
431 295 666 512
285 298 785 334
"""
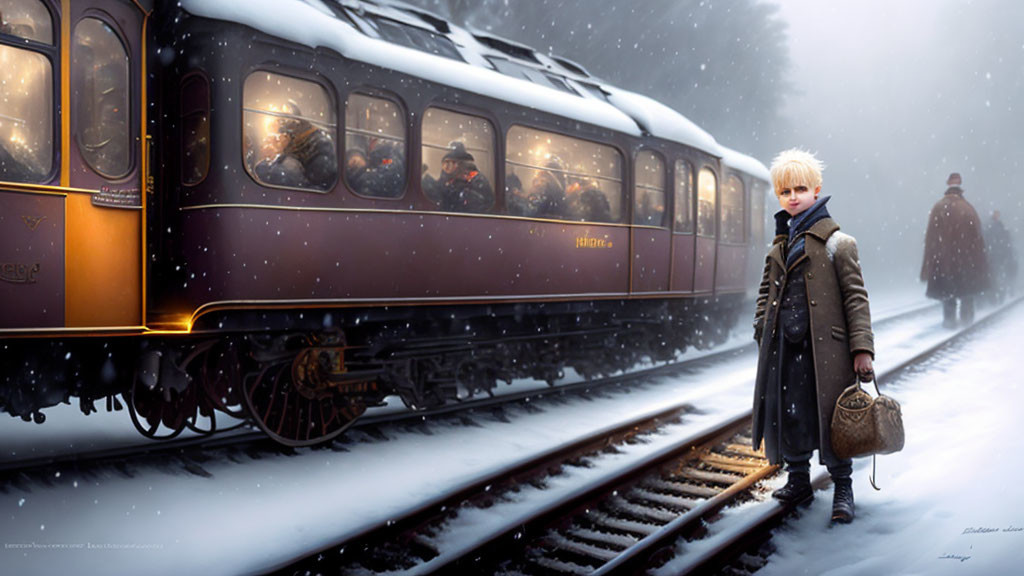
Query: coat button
807 272 814 279
810 300 817 306
771 300 777 306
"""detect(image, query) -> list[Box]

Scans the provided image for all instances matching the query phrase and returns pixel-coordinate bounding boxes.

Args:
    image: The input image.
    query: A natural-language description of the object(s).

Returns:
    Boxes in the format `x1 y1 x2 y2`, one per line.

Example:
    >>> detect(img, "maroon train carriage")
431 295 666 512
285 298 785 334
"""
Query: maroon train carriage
0 0 770 447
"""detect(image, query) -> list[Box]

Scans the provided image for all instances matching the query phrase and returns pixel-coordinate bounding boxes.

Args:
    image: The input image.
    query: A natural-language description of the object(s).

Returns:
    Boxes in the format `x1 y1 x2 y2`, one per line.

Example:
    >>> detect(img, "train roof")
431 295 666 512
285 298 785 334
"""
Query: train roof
718 146 771 182
179 0 727 156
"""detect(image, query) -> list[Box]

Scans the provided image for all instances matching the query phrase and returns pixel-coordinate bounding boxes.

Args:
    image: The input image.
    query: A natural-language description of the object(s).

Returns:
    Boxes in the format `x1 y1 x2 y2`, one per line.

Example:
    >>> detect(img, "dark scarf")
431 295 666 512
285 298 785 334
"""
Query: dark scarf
775 195 832 268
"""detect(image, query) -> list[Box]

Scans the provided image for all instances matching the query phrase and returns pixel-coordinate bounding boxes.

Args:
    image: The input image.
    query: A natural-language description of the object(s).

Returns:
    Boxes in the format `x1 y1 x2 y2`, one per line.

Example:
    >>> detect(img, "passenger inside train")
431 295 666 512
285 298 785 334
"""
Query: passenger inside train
253 101 337 190
527 156 567 219
565 178 613 223
505 172 534 217
421 140 494 212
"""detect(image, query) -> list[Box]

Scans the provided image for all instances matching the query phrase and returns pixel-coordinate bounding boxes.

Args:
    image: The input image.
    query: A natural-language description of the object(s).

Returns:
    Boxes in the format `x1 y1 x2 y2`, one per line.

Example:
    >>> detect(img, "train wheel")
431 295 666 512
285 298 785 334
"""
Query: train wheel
126 344 220 440
241 359 365 447
125 376 196 441
196 340 247 419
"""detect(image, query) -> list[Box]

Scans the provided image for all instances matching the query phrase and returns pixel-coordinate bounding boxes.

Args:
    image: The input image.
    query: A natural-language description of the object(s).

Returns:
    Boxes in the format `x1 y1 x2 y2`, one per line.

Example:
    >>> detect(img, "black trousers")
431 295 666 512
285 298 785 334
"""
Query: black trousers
942 297 974 326
779 335 852 480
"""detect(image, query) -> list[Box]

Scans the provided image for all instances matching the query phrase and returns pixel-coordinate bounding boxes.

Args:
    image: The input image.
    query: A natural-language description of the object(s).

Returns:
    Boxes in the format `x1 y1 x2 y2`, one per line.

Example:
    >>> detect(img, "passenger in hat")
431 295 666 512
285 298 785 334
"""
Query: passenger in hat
921 172 990 326
422 141 493 212
254 100 337 190
527 155 567 219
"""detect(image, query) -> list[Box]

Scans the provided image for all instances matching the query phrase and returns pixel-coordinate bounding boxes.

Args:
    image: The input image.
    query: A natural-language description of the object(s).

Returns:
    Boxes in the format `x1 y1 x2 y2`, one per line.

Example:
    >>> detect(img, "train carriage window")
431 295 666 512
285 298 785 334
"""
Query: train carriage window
368 16 462 61
0 44 52 182
633 150 666 227
721 174 745 243
243 72 337 192
344 93 406 199
180 73 210 186
697 167 717 237
421 107 495 213
487 58 578 95
0 0 52 44
505 125 622 223
73 18 130 179
673 160 694 233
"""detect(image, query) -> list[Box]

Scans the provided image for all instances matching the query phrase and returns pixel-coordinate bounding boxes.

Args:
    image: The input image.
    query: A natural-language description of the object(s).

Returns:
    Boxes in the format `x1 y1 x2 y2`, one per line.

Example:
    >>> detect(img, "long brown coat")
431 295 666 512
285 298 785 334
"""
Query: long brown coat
752 218 875 465
921 187 989 299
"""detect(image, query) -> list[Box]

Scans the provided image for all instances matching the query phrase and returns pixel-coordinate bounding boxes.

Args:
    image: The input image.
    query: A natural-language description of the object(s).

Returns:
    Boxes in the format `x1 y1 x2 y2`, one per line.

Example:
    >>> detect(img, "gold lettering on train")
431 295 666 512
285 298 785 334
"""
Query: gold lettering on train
574 232 613 249
20 215 46 231
0 262 41 284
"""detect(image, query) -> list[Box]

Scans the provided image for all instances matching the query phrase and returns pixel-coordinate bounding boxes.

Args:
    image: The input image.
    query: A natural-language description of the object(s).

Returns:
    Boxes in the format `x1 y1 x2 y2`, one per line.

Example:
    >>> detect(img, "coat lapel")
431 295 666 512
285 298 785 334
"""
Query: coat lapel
768 238 786 269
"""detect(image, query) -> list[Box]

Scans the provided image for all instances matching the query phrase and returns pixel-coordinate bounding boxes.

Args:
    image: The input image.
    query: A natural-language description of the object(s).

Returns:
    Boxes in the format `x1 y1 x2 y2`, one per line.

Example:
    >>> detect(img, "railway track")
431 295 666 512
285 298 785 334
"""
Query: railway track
0 302 938 480
265 298 1016 576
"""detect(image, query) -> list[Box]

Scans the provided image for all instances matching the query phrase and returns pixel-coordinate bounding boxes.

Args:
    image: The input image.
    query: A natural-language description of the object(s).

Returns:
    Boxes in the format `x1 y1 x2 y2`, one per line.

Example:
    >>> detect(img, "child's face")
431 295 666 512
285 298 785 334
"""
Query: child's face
776 184 820 216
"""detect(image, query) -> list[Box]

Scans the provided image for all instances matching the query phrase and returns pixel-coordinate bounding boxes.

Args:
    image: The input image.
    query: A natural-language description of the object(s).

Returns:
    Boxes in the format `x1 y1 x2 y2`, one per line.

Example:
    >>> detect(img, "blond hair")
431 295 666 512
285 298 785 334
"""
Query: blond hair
769 148 824 195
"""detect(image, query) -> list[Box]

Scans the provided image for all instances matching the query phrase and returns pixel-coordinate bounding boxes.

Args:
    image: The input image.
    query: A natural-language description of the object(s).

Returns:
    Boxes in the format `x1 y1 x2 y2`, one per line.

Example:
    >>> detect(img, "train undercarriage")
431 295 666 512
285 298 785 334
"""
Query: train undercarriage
0 295 745 446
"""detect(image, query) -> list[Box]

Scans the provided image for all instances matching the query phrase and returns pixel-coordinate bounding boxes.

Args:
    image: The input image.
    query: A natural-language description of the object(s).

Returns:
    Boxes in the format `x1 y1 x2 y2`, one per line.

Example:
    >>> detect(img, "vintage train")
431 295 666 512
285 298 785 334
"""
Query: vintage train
0 0 770 446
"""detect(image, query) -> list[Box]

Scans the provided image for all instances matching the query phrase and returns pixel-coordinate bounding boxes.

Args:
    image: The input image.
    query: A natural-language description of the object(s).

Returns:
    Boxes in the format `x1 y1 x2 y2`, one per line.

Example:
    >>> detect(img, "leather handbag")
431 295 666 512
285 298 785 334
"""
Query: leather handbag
831 379 905 460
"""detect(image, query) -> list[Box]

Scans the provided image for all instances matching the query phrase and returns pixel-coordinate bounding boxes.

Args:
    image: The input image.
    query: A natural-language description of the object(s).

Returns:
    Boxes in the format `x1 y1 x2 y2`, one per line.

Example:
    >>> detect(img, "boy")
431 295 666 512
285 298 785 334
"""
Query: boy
752 149 875 524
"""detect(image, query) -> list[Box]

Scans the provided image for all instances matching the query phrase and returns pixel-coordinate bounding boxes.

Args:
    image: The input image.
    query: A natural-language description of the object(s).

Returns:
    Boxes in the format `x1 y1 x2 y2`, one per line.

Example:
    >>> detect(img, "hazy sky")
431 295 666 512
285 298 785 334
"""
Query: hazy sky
771 0 1022 294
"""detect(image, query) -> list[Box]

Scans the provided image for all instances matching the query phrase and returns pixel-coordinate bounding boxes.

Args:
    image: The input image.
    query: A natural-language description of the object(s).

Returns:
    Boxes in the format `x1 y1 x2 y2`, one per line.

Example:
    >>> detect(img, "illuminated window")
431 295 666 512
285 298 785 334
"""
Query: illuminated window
721 174 745 243
697 167 717 237
243 72 337 191
181 73 209 186
344 92 406 199
673 159 694 233
633 150 665 227
505 125 622 223
0 0 53 44
0 0 54 183
73 18 130 179
0 45 51 182
421 107 495 213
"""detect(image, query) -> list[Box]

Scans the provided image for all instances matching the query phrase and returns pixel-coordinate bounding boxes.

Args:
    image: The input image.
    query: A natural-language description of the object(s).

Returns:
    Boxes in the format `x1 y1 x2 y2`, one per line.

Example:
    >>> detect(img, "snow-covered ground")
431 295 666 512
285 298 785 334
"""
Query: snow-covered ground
1 288 992 576
752 300 1024 576
659 299 1024 576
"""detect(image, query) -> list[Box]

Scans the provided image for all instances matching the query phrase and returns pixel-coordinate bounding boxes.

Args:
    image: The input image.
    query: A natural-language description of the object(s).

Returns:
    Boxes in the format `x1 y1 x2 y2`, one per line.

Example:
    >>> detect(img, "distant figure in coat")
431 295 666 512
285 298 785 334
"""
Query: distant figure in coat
920 173 990 327
984 210 1018 304
752 149 875 525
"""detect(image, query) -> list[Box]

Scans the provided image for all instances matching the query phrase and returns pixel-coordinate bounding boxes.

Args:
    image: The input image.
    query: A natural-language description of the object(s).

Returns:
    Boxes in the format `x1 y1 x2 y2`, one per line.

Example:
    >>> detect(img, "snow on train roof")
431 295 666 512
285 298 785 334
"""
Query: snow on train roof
718 145 771 181
179 0 733 156
602 88 720 154
180 0 642 137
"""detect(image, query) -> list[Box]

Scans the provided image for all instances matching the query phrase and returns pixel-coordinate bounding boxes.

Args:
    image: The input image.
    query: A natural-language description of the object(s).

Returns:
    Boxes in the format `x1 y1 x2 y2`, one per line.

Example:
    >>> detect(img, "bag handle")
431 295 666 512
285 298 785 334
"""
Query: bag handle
862 376 883 490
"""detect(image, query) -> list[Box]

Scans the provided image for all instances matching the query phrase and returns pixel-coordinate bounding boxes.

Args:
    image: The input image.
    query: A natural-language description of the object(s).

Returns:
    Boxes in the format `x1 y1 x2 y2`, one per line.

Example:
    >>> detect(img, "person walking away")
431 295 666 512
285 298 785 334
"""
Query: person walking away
920 173 990 327
752 149 875 524
984 210 1018 304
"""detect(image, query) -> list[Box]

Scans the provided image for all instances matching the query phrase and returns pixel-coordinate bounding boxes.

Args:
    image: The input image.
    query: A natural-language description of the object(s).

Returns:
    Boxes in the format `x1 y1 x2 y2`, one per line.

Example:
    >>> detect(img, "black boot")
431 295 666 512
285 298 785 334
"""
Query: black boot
831 478 855 524
772 472 813 505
